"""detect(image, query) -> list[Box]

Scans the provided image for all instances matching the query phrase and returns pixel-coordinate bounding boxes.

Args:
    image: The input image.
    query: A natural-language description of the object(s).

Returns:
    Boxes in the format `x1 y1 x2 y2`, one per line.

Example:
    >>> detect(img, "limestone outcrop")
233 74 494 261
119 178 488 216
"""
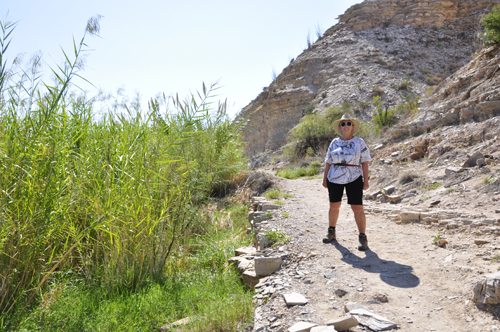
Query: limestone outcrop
236 0 500 158
391 45 500 139
329 0 500 33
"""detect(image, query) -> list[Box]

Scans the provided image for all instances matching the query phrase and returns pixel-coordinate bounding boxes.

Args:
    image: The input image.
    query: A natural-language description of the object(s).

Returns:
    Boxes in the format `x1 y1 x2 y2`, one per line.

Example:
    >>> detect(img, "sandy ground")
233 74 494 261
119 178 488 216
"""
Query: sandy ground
252 174 500 332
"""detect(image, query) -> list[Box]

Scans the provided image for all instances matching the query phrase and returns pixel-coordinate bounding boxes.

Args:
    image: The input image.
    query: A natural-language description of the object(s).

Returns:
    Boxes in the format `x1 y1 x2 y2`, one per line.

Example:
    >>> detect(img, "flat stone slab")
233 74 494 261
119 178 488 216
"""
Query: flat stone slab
350 309 397 331
324 272 341 279
235 245 256 256
344 302 369 312
261 203 280 211
283 292 308 306
288 321 318 332
326 315 358 331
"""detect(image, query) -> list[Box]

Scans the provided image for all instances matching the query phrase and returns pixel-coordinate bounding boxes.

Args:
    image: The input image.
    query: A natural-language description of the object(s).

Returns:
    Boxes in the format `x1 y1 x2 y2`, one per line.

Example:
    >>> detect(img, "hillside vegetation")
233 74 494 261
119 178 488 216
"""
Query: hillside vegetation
0 17 253 331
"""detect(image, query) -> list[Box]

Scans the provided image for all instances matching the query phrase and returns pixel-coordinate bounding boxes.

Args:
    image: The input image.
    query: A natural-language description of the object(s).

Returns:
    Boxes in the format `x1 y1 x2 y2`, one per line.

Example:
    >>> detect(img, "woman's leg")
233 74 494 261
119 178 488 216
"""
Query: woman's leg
351 204 366 233
346 177 368 250
329 201 342 227
324 181 343 243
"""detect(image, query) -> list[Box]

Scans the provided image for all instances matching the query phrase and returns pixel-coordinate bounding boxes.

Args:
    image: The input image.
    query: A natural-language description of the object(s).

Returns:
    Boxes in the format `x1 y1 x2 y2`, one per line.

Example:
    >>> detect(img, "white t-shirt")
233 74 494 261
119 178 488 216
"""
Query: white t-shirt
324 136 372 184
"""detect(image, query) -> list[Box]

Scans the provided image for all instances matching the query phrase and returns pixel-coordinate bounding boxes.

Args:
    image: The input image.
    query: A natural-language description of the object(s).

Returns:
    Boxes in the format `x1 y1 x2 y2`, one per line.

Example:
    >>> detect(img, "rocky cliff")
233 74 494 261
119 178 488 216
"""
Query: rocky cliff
236 0 500 158
331 0 498 33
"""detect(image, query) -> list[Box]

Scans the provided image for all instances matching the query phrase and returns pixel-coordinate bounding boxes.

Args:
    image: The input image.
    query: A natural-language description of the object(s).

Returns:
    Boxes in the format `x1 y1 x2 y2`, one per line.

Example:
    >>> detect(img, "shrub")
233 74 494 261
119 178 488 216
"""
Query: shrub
480 5 500 45
398 171 418 185
393 93 420 117
421 182 441 190
397 77 411 90
266 229 290 246
304 104 315 115
284 104 346 160
372 96 397 133
310 161 322 168
264 189 294 200
370 85 385 97
483 176 498 185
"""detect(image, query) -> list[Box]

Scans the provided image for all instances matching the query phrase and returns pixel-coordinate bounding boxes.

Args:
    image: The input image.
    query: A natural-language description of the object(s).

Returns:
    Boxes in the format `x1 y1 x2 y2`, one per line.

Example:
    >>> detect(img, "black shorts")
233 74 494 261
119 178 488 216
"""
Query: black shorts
327 176 363 205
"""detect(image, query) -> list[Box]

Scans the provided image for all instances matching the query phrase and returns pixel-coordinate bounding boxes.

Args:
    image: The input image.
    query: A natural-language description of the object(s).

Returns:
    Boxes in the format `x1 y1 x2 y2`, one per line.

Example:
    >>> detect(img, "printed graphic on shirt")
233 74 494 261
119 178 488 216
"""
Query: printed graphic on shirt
324 137 371 184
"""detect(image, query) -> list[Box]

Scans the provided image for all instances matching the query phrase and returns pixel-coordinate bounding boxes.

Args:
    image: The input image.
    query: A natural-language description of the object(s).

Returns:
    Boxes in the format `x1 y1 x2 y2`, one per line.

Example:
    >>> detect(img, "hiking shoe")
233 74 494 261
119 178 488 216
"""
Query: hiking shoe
358 233 368 251
322 227 336 243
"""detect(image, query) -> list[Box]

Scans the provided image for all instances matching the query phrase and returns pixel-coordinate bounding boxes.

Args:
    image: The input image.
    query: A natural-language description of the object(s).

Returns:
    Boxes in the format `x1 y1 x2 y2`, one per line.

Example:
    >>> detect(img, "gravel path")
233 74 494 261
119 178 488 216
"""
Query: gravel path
251 176 500 332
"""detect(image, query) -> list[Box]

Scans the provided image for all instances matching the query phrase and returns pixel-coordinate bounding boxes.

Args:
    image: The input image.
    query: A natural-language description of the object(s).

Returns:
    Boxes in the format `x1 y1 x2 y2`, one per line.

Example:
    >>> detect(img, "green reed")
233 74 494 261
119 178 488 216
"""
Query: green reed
0 16 246 326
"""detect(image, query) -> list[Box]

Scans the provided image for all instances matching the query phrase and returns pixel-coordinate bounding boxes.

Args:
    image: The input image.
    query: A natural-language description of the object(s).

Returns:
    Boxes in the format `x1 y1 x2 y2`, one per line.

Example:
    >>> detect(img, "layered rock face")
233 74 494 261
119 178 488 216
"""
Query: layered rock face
331 0 499 33
236 0 500 158
389 44 500 139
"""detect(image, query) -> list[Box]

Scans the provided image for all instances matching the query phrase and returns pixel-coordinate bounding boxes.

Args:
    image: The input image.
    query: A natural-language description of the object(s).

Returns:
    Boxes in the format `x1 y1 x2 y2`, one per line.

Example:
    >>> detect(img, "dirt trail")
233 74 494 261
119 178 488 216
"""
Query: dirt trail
253 176 500 332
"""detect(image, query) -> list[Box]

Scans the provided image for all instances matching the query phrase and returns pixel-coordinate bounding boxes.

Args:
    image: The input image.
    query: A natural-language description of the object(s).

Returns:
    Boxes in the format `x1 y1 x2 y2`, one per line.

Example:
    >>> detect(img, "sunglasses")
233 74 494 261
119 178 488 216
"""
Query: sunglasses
340 121 353 127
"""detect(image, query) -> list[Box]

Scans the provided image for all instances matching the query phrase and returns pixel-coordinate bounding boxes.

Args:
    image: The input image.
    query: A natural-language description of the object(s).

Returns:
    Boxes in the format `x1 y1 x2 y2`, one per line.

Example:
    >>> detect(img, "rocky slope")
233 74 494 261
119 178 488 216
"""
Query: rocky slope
389 44 500 140
235 0 500 158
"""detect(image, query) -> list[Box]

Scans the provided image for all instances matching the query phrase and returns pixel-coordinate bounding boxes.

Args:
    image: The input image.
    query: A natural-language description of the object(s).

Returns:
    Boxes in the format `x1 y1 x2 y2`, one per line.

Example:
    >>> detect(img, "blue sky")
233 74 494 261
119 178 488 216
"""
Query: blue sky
2 0 362 118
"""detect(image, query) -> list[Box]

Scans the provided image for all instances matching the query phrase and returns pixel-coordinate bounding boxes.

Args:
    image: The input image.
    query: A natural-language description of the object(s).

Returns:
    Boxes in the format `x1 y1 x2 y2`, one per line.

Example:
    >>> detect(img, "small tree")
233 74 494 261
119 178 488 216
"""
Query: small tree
480 5 500 45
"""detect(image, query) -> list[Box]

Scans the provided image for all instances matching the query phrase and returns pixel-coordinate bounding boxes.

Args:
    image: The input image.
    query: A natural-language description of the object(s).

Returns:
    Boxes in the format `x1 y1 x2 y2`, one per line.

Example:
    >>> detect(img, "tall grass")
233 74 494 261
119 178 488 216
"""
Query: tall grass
0 16 248 328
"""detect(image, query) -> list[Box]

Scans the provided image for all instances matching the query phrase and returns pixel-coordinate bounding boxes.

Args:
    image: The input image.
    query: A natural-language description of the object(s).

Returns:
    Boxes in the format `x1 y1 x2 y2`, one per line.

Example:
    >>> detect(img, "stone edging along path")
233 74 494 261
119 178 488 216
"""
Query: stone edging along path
231 176 500 332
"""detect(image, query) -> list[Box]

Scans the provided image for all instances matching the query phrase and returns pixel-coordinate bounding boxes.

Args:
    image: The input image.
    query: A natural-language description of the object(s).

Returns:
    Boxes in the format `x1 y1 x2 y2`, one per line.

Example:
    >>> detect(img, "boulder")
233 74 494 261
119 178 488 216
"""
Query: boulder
463 152 484 168
383 185 396 195
242 269 262 288
473 271 500 305
255 232 273 250
476 158 486 167
254 256 282 276
410 152 424 160
377 194 388 203
387 195 403 203
228 256 253 273
400 212 421 222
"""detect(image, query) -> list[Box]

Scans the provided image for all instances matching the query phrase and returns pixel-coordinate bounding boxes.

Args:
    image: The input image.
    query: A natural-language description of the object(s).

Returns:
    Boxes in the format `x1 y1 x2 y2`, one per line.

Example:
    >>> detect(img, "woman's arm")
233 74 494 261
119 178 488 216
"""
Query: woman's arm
361 161 369 190
323 163 331 188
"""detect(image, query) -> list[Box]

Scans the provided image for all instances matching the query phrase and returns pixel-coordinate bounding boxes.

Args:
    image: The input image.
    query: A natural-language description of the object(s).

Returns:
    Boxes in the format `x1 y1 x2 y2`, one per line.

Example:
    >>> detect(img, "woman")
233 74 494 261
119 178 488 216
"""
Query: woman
322 114 371 250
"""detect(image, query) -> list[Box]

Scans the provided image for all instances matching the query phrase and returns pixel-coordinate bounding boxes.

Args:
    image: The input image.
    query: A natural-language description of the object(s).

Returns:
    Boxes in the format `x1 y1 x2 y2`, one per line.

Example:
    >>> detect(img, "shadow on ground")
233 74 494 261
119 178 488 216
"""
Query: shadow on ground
328 241 420 288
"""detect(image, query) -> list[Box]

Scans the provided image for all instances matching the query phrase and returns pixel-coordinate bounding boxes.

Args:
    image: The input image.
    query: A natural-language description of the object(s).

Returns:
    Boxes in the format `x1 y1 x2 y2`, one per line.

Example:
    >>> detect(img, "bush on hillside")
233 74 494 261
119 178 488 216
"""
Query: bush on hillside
480 5 500 45
284 104 345 160
284 102 378 161
372 96 398 133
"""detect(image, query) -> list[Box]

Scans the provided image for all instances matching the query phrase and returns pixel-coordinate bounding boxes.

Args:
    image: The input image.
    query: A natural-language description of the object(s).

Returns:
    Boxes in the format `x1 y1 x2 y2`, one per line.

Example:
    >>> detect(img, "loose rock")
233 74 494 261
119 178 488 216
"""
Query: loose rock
350 309 398 331
288 321 318 332
473 271 500 305
326 315 358 331
284 292 308 306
